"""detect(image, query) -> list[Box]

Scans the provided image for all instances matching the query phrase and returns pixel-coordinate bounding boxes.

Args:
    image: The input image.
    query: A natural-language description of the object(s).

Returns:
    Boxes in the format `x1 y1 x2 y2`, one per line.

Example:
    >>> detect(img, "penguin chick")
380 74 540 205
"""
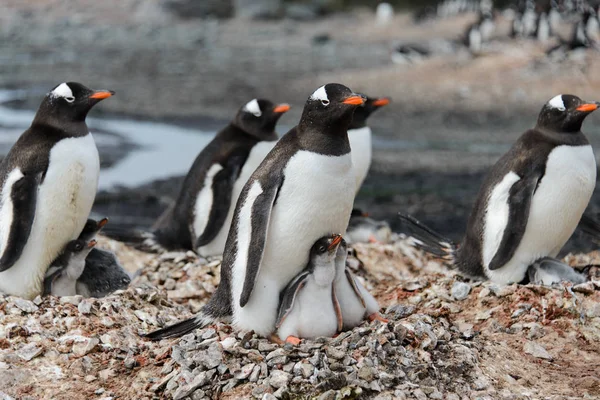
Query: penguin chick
527 257 587 285
334 238 385 330
275 234 344 345
345 209 392 244
76 248 131 298
43 239 96 296
79 217 108 241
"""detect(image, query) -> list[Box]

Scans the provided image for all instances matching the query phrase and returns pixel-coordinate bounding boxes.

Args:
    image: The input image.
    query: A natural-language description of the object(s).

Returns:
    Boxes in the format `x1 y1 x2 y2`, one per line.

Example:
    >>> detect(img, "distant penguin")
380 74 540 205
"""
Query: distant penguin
145 84 363 340
345 209 392 244
399 94 599 284
390 44 430 64
43 239 96 296
76 248 131 298
536 12 552 42
585 7 600 45
376 2 394 25
0 82 113 299
465 21 484 53
526 257 587 285
348 96 390 193
275 234 344 344
333 237 384 330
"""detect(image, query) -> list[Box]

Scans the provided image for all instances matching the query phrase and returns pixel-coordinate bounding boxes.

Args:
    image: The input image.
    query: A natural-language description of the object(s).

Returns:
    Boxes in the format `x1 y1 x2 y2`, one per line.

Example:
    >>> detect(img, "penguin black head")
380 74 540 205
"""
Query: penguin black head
65 238 97 254
79 217 109 241
34 82 114 125
349 96 391 129
300 83 366 133
233 99 290 140
311 234 344 257
536 94 600 133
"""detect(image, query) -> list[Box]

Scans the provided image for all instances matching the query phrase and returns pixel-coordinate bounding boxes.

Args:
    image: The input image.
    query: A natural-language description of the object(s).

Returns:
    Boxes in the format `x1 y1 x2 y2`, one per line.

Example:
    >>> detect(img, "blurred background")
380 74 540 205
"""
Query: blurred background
2 0 600 250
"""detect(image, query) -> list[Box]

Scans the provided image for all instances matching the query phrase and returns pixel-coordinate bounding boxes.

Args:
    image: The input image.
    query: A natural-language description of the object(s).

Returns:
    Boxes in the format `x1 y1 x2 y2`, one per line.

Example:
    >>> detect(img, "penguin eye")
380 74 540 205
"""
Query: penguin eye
75 244 82 250
64 96 75 103
321 99 330 106
319 245 326 253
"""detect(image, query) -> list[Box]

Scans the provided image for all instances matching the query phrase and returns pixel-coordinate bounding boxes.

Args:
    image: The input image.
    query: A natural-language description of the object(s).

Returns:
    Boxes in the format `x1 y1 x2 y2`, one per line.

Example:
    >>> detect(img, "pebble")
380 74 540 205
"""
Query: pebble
72 337 99 357
523 341 552 360
17 343 43 361
59 295 82 305
13 298 38 313
269 370 291 388
451 282 471 301
235 363 256 380
220 337 237 351
78 300 93 315
573 282 595 295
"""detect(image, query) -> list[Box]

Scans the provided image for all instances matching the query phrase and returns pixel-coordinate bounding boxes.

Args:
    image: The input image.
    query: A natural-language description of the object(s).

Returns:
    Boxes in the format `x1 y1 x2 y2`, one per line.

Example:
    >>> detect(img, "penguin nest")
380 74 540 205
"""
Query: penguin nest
1 237 599 399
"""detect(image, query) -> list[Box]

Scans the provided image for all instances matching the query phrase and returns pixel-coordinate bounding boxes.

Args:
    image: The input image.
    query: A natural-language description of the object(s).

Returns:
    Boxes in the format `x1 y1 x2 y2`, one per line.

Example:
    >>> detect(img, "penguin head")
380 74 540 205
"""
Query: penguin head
349 96 391 129
310 233 344 262
65 238 96 256
537 94 599 132
36 82 114 124
234 99 290 139
79 217 109 241
301 83 366 132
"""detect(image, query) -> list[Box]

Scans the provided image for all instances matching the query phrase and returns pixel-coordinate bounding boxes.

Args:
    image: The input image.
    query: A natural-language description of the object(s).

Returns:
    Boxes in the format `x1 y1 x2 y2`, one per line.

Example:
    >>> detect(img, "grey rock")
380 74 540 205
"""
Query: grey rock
293 361 314 378
78 300 93 314
72 337 100 357
17 343 43 361
194 342 223 369
358 366 378 382
249 365 261 382
386 304 416 318
234 363 256 380
258 342 277 352
523 341 552 360
317 390 337 400
261 394 277 400
451 282 471 301
269 370 290 388
14 298 38 313
573 282 595 294
59 295 83 305
325 346 345 360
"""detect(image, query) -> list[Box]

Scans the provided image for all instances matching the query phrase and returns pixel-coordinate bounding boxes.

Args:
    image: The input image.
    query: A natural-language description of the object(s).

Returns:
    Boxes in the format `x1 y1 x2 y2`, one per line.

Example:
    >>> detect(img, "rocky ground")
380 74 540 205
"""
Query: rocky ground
1 235 599 400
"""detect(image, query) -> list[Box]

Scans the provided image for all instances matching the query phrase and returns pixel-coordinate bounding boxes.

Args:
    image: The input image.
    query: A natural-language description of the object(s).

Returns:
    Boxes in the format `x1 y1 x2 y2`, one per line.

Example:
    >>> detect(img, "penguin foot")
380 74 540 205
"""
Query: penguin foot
269 334 285 345
368 235 379 243
368 313 389 323
285 336 302 346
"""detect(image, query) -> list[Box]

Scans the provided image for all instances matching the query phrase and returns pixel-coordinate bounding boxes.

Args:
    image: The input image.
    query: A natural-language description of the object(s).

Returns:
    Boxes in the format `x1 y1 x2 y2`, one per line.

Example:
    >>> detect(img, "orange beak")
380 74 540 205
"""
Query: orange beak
88 239 97 248
328 234 343 250
98 218 109 228
89 90 115 100
372 97 390 107
273 104 290 113
576 103 599 112
342 95 365 106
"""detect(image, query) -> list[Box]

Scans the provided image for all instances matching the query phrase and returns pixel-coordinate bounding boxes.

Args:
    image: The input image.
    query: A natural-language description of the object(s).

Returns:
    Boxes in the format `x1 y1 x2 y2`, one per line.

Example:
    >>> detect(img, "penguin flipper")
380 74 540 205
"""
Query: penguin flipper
345 269 366 308
275 271 309 329
488 173 540 271
238 177 282 308
0 173 40 271
195 158 244 248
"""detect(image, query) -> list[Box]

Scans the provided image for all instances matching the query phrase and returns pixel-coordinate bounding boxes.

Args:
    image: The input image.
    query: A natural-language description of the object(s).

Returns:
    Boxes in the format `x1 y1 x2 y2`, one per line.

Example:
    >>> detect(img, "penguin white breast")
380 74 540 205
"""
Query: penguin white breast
197 140 276 257
485 145 596 284
334 270 367 330
0 134 99 298
192 163 224 243
348 127 372 193
232 150 354 336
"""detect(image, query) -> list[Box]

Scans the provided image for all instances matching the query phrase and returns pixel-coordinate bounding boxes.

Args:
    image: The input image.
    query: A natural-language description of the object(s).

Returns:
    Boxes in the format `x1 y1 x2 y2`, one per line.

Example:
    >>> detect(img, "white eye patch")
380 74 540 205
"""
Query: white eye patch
548 94 565 111
243 99 262 117
50 83 75 102
310 85 329 102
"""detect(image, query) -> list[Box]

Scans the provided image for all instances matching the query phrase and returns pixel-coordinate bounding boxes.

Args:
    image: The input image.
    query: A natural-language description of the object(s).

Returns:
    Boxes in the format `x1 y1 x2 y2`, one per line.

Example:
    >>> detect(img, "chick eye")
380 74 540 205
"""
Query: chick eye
321 99 330 106
65 96 75 103
319 245 326 252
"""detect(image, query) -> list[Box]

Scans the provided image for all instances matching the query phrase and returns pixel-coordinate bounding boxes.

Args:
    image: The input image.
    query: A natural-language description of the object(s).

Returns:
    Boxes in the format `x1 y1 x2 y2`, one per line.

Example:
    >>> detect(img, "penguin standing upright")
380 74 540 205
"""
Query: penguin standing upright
0 82 112 299
128 99 289 256
348 96 389 193
146 83 363 339
275 234 344 344
399 94 598 285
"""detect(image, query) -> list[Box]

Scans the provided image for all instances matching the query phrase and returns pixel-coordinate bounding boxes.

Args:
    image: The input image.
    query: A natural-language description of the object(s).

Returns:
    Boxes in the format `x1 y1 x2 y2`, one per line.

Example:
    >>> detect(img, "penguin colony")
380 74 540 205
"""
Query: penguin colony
0 80 598 344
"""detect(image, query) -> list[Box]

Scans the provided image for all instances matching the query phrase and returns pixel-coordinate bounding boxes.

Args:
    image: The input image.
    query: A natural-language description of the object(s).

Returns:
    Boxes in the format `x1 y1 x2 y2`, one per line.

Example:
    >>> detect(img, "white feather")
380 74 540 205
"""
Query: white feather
309 86 329 102
192 163 223 243
348 126 372 193
50 83 73 99
49 251 90 296
0 134 99 298
243 99 262 117
232 151 354 337
482 171 521 269
0 168 24 258
548 95 565 111
485 145 596 284
198 141 276 257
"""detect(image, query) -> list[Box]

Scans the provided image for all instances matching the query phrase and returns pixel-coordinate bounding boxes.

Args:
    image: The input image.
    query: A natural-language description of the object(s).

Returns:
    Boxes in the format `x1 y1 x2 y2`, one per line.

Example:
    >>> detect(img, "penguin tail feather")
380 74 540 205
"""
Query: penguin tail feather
579 214 600 242
143 312 214 340
397 213 456 264
101 226 166 253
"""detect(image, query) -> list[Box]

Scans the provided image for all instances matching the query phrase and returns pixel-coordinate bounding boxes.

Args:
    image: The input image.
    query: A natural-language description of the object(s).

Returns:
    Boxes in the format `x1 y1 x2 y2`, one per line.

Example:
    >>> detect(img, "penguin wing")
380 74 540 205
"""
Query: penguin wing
239 176 283 307
195 155 246 248
345 269 366 308
487 171 541 271
275 271 309 328
0 172 41 271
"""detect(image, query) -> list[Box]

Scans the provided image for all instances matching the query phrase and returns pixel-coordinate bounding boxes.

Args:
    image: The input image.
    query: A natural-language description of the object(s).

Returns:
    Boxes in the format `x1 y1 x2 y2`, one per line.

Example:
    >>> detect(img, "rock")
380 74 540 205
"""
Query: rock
17 343 43 361
78 300 93 315
235 363 256 380
220 337 237 351
358 366 377 382
258 342 276 352
573 282 595 294
194 342 223 369
451 282 471 301
261 394 277 400
317 390 337 400
162 0 234 19
72 337 99 357
269 370 291 389
13 298 38 313
234 0 283 20
293 362 314 378
99 368 116 380
523 341 552 360
59 295 82 305
325 346 345 360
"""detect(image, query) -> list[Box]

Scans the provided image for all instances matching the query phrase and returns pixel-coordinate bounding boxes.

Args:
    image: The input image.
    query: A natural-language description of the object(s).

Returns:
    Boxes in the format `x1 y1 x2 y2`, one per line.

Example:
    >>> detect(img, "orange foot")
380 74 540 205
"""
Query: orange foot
368 235 379 243
368 313 389 323
285 336 302 346
269 334 284 345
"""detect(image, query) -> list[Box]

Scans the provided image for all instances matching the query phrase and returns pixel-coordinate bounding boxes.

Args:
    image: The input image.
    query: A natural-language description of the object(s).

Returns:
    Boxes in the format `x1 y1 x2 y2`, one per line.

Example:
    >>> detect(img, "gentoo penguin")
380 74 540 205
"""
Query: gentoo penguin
526 257 587 286
399 94 598 285
43 239 96 296
76 248 131 298
333 237 384 330
130 99 289 256
345 209 392 244
348 96 390 193
145 83 363 339
275 234 343 344
0 82 112 299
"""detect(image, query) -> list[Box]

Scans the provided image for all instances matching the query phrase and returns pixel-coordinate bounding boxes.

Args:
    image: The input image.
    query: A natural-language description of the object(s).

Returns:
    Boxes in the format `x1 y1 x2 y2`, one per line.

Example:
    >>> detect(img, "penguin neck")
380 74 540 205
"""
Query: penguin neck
32 113 89 139
297 120 351 156
534 125 589 146
228 122 277 142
